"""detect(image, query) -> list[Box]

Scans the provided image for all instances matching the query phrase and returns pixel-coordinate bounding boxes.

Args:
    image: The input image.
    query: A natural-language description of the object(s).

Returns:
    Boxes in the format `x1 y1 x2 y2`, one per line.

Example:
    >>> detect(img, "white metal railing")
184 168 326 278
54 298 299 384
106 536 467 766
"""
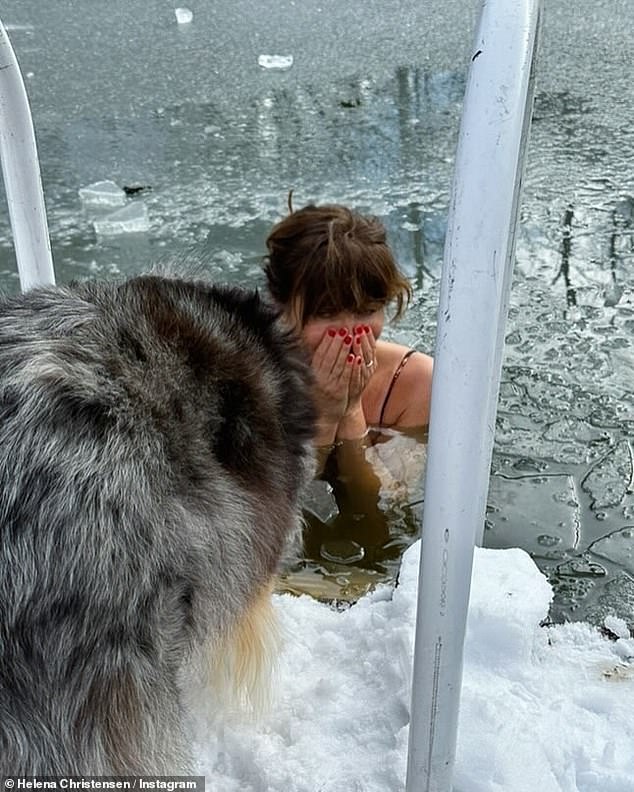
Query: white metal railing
0 18 55 291
406 1 542 790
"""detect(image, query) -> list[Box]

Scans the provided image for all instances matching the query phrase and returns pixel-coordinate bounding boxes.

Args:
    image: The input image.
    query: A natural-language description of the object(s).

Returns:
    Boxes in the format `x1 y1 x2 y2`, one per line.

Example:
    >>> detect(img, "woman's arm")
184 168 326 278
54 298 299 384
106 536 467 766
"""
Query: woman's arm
328 406 386 545
330 367 383 514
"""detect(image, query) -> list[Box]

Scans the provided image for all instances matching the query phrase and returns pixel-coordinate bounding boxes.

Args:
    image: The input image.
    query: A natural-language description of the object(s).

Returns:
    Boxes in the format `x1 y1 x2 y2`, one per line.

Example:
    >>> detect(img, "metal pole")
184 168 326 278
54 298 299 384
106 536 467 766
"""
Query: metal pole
0 18 55 291
405 1 542 790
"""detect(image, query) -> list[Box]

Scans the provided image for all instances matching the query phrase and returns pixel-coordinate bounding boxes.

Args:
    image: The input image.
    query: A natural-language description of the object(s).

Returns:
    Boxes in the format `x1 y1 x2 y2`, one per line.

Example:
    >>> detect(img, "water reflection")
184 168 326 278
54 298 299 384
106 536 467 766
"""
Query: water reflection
0 66 465 293
554 205 577 308
551 196 633 314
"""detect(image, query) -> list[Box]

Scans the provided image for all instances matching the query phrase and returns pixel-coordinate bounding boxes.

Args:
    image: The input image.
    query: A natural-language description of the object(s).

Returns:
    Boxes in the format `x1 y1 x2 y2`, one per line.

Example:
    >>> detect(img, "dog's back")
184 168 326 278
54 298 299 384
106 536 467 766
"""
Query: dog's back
0 274 314 774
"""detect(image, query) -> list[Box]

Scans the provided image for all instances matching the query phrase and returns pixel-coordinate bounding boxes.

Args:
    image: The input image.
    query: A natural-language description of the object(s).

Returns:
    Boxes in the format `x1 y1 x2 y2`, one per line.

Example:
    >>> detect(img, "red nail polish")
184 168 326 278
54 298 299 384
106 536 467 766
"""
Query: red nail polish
327 328 337 337
354 325 363 334
354 336 362 345
347 353 355 364
356 356 363 365
338 328 347 337
363 325 370 334
343 335 352 345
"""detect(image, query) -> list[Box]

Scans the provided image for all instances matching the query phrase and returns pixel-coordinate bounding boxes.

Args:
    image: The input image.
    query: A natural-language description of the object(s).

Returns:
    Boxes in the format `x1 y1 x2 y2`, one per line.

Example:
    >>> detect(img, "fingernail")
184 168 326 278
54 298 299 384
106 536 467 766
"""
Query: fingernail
343 335 353 345
354 336 362 345
363 325 370 334
354 325 364 334
356 356 363 366
347 353 355 364
338 328 348 337
327 328 337 337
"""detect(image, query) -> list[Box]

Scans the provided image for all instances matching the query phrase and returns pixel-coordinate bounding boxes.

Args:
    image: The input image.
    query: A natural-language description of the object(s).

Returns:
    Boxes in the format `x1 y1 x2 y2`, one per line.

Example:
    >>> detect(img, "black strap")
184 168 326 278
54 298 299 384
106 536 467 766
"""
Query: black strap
378 349 416 426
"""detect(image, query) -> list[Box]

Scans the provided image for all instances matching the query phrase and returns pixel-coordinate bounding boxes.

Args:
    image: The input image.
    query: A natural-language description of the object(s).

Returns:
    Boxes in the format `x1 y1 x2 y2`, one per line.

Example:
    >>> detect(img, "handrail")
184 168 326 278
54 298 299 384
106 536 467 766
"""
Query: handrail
405 1 542 790
0 18 55 291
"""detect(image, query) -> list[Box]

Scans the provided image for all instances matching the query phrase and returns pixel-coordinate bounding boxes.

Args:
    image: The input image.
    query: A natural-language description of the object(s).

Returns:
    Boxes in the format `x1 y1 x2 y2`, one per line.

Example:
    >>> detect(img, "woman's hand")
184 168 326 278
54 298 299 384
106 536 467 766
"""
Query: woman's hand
311 328 355 424
311 325 377 444
345 325 377 414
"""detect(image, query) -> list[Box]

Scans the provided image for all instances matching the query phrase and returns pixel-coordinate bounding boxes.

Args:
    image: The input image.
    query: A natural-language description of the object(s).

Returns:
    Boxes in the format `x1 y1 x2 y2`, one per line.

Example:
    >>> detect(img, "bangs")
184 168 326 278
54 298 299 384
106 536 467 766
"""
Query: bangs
298 229 410 322
302 264 393 319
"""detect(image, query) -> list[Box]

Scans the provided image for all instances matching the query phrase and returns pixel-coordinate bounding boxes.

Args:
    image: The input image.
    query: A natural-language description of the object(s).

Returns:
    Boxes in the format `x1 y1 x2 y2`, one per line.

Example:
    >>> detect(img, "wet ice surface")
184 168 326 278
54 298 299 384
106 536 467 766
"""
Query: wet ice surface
1 0 633 626
490 207 634 626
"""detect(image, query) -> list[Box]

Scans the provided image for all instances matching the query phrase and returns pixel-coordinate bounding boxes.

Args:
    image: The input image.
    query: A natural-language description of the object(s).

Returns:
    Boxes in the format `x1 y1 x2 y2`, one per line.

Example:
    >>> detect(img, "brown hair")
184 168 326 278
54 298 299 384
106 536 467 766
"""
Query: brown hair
263 203 412 325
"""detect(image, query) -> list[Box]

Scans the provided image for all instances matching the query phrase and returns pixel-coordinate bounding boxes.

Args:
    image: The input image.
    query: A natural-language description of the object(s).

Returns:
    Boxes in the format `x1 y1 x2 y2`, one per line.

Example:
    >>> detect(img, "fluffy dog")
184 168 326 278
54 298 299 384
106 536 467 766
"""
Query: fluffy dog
0 273 315 774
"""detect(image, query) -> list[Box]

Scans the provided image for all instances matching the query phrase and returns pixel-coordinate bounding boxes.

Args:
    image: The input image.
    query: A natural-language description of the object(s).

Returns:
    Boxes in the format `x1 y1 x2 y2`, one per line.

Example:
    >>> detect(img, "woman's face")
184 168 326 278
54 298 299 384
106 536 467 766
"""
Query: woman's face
299 309 385 354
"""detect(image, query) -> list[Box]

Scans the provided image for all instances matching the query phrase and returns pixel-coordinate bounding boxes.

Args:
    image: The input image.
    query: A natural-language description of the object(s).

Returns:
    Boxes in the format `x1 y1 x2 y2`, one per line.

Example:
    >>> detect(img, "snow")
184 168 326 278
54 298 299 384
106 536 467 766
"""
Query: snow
192 542 634 792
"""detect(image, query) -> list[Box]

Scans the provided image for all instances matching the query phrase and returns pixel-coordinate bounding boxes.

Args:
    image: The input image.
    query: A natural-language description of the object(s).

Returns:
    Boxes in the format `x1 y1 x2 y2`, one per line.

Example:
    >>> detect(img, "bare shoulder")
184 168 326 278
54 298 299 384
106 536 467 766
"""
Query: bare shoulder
375 342 433 428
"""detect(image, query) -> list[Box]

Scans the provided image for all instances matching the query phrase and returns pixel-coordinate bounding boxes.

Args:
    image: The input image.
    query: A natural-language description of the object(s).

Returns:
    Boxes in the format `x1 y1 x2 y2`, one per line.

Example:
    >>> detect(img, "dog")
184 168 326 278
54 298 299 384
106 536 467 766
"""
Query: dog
0 273 315 774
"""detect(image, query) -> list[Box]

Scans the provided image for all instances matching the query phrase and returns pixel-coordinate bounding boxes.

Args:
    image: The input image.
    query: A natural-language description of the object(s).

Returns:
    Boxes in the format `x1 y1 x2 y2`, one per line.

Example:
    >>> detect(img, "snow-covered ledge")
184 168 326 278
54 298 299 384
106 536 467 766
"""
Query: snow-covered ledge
193 543 634 791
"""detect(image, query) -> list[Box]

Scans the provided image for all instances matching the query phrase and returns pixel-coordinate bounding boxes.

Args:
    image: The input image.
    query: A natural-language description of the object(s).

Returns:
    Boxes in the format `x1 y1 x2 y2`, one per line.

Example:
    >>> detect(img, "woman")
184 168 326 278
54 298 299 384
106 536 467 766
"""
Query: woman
264 202 433 445
264 202 433 593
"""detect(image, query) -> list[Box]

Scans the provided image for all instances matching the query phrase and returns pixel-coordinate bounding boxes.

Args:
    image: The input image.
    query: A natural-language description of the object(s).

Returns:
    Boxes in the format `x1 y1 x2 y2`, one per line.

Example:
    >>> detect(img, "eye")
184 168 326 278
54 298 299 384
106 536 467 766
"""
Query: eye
356 308 381 319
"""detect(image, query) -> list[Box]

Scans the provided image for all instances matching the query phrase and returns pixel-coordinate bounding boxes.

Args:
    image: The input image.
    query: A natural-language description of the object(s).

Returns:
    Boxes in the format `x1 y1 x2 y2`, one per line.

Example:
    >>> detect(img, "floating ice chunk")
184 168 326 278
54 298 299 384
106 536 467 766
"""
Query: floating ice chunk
303 479 338 523
604 615 630 640
79 180 126 208
258 54 294 71
582 440 633 510
590 526 634 574
174 7 193 24
93 202 150 236
487 473 580 558
320 540 365 565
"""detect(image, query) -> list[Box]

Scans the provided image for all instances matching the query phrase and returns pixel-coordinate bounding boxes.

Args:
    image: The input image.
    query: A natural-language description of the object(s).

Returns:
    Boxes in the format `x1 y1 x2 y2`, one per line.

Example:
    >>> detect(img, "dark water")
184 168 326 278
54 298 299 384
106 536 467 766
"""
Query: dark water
279 428 427 603
1 0 633 627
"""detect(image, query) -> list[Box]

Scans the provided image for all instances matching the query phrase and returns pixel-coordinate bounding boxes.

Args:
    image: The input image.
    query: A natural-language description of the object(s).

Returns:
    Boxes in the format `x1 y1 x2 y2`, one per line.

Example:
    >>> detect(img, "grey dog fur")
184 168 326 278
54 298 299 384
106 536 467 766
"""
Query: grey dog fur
0 273 315 774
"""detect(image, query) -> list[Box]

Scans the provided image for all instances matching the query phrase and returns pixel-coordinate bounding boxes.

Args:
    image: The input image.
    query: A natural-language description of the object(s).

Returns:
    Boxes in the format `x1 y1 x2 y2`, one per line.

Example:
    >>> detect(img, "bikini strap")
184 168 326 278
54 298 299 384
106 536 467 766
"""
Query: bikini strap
378 349 417 426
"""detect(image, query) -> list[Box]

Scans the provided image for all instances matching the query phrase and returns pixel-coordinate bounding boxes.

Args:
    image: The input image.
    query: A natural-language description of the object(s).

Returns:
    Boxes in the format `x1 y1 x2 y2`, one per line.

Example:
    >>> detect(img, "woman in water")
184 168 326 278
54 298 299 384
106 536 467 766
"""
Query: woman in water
264 201 433 592
265 202 433 442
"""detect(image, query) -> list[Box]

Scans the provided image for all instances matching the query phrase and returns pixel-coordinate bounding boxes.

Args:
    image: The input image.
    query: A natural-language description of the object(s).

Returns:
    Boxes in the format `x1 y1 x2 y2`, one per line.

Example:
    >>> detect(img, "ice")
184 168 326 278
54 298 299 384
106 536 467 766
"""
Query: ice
604 615 631 640
92 202 150 236
585 572 634 630
486 473 580 558
78 180 126 208
258 54 294 71
320 540 365 564
174 8 193 25
582 440 634 510
590 526 634 574
302 479 338 523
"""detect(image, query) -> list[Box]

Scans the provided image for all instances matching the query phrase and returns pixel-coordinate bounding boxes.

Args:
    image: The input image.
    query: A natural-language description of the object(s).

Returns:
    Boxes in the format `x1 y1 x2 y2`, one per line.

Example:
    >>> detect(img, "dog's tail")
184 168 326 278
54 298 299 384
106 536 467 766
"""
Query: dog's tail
203 583 281 717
